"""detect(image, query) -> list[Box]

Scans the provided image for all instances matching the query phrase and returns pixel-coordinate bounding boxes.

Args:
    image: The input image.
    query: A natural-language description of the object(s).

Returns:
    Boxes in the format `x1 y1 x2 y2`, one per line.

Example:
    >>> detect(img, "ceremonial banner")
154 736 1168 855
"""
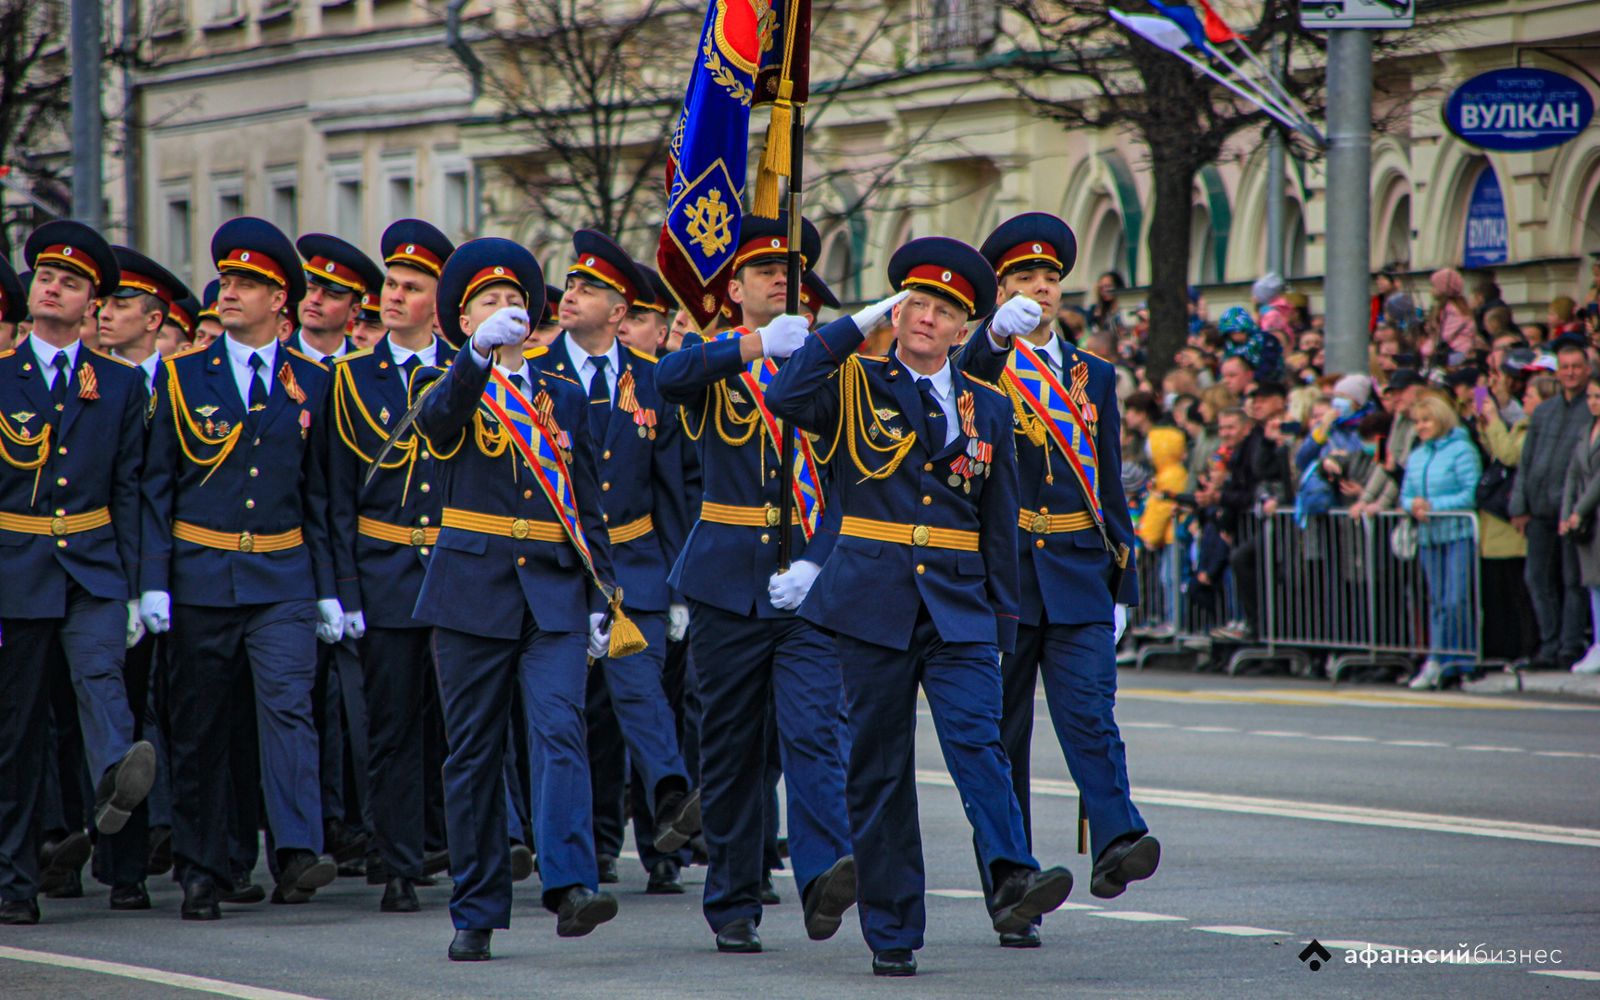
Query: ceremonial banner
658 0 769 332
751 0 811 217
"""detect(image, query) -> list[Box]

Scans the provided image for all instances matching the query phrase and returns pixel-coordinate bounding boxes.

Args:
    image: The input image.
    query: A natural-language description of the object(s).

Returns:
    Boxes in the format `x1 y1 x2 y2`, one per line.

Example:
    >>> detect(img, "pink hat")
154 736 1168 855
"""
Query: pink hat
1430 267 1464 298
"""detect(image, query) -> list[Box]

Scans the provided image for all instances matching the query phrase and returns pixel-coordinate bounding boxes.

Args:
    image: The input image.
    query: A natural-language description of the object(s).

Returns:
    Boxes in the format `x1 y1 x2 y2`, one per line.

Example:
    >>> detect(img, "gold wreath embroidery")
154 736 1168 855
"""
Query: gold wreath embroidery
702 37 754 107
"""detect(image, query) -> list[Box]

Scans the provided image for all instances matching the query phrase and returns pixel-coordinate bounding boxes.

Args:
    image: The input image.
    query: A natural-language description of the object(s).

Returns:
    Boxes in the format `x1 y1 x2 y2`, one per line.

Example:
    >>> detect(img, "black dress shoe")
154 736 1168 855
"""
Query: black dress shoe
1000 925 1042 948
220 878 266 904
337 857 366 879
759 871 780 905
94 741 156 835
412 873 438 888
555 886 618 938
324 819 369 867
110 882 152 911
0 897 40 925
715 917 762 953
44 868 83 899
181 880 221 921
646 858 684 895
381 877 420 913
1090 834 1161 900
689 834 709 867
147 826 173 877
448 928 492 961
510 843 535 883
596 855 620 884
872 949 917 976
802 855 856 941
653 787 702 853
273 850 336 904
365 853 389 886
421 849 451 877
991 866 1074 935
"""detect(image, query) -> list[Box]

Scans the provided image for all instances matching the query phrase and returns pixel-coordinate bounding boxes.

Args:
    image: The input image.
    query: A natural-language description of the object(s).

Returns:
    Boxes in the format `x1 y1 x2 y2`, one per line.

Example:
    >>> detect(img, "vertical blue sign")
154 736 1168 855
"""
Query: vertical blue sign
1463 165 1507 269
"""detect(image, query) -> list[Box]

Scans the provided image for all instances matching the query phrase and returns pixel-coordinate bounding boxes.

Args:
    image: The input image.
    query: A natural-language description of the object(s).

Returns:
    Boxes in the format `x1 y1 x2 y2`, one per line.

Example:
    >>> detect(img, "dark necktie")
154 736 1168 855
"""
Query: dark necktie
587 356 610 444
400 355 420 389
247 353 268 428
49 353 70 412
917 377 947 449
509 372 530 397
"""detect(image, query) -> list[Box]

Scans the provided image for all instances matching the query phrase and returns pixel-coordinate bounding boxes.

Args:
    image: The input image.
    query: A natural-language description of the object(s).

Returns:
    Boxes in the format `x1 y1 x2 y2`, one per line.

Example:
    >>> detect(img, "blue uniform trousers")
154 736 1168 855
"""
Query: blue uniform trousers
979 620 1145 907
626 634 699 871
358 625 435 879
689 601 850 932
434 616 593 928
166 600 322 887
314 638 371 839
836 611 1036 954
1 586 139 900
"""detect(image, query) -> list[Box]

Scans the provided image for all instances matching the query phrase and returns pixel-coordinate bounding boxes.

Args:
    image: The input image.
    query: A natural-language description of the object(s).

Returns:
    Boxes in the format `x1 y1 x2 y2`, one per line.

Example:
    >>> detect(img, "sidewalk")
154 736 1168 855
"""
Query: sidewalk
1463 669 1600 703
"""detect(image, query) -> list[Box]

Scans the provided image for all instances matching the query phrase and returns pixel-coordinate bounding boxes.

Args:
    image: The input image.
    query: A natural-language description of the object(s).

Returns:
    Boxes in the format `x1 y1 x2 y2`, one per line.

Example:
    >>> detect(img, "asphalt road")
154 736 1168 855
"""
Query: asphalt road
4 670 1598 999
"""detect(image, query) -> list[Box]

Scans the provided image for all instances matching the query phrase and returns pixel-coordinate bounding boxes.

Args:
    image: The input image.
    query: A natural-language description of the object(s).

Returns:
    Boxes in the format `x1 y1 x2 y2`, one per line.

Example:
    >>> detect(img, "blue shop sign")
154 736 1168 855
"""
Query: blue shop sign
1463 165 1507 269
1445 68 1594 153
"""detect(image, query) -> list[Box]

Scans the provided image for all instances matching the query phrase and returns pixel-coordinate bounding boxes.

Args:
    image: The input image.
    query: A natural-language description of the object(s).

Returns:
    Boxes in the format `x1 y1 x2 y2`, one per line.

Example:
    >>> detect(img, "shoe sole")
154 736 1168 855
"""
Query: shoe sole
993 869 1074 935
276 857 338 904
556 893 618 938
448 949 491 962
46 831 93 874
180 907 221 921
653 790 702 853
1091 837 1161 899
873 964 917 977
804 856 857 941
96 742 156 835
381 900 421 913
510 846 535 882
1000 935 1042 949
221 886 266 905
716 935 763 954
646 881 686 895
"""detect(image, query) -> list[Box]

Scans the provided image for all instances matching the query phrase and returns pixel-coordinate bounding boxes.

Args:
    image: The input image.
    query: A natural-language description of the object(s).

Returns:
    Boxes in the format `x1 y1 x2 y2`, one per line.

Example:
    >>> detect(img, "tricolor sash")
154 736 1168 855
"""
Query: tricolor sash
715 329 826 539
479 369 595 575
1005 339 1103 525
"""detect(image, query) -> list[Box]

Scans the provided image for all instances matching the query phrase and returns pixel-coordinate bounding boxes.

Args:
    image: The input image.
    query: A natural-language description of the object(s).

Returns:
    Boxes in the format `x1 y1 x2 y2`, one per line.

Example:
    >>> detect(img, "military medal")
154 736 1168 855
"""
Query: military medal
194 405 219 418
379 406 391 425
616 370 639 413
215 420 230 436
9 411 35 425
76 362 99 401
299 409 312 439
278 362 307 404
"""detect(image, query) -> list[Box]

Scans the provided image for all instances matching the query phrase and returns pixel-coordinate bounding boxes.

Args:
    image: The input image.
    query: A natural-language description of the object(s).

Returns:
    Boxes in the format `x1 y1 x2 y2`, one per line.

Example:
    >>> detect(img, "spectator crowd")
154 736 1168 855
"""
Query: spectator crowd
1076 255 1600 689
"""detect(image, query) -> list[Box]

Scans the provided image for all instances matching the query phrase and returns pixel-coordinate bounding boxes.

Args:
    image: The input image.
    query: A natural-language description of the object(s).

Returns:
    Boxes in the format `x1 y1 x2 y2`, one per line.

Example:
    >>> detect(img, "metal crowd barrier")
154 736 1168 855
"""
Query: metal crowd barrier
1125 509 1483 682
1125 516 1249 670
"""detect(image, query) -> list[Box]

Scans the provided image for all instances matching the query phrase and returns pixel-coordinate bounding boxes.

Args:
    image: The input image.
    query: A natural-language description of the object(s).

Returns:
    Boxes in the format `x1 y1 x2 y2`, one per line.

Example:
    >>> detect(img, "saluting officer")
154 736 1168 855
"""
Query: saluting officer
766 237 1076 978
656 214 854 955
0 223 156 925
527 233 698 893
958 214 1157 945
293 232 389 876
326 219 457 914
411 238 621 961
138 217 344 920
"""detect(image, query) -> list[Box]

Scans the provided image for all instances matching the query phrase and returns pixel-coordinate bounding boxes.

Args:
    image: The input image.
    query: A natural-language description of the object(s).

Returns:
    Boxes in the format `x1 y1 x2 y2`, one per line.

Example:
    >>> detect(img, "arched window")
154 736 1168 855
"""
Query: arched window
1381 193 1412 269
1190 204 1215 285
1086 204 1127 288
1282 201 1306 279
817 224 853 297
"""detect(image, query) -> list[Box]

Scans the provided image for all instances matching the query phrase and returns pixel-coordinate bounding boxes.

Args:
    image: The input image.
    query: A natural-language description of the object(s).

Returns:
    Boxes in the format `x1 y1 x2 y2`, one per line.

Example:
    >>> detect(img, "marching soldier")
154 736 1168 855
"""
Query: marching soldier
616 264 673 356
195 281 223 347
138 217 344 920
766 236 1076 977
351 286 387 349
0 222 156 924
527 233 698 894
293 232 389 876
656 214 854 954
411 237 622 960
160 295 201 358
958 213 1157 945
326 219 457 913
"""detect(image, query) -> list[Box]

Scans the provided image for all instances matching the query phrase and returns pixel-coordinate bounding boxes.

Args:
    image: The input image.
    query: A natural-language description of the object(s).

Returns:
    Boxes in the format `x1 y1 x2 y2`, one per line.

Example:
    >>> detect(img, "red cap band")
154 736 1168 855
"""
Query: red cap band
37 244 101 284
569 254 637 303
386 242 443 277
903 263 976 313
997 240 1062 277
461 265 526 308
304 255 367 293
218 247 288 287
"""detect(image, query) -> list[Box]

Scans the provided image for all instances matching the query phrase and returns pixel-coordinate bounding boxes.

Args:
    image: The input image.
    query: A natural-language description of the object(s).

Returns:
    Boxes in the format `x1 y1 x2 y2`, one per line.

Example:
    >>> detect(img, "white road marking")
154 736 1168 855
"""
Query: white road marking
1385 739 1451 747
1458 745 1525 753
1194 925 1290 936
1248 730 1308 738
1057 902 1102 910
1182 725 1240 733
1122 721 1174 729
926 889 985 899
1531 970 1600 981
1309 734 1376 742
0 946 325 1000
1308 939 1410 952
915 771 1600 848
1090 910 1186 922
1126 720 1597 761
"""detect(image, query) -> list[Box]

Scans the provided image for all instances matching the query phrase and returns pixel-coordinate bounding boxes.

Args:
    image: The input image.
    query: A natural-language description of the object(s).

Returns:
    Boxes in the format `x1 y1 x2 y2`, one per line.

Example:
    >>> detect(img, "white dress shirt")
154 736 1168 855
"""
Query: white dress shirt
28 335 81 393
896 349 960 447
562 336 621 401
388 339 438 369
222 334 279 407
109 349 161 394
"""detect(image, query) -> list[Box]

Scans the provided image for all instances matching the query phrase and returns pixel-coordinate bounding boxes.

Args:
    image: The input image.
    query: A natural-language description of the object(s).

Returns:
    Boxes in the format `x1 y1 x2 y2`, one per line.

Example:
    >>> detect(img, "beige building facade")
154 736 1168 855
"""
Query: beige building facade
70 0 1600 316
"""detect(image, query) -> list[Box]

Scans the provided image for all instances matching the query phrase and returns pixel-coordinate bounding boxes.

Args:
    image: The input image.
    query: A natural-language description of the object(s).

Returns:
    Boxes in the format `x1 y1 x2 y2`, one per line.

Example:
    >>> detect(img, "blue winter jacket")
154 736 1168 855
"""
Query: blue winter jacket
1399 425 1482 546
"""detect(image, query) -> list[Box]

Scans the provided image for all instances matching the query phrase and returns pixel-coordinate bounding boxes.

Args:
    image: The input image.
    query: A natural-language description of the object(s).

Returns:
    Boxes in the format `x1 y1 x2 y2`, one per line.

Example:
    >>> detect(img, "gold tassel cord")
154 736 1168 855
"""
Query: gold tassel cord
606 587 649 659
752 81 794 220
838 357 916 481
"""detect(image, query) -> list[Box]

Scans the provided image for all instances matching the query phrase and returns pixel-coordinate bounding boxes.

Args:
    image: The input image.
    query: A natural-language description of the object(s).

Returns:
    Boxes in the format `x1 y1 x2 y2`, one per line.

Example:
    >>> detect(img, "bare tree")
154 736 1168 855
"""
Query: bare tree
994 0 1447 381
0 0 72 258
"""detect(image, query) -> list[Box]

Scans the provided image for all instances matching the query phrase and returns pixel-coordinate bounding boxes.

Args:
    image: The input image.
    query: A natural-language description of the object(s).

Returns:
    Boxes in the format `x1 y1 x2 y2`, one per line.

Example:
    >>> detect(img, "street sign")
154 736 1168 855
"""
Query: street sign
1300 0 1413 31
1444 68 1595 153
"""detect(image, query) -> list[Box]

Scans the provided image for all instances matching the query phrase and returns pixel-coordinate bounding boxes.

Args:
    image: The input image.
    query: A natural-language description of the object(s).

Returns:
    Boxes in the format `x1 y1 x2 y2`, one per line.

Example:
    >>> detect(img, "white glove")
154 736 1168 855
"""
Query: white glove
667 603 690 642
316 598 345 644
767 559 822 611
757 314 811 359
851 290 909 334
990 293 1043 340
471 306 530 358
343 610 367 641
587 612 611 660
139 591 171 634
125 600 146 649
1113 604 1128 645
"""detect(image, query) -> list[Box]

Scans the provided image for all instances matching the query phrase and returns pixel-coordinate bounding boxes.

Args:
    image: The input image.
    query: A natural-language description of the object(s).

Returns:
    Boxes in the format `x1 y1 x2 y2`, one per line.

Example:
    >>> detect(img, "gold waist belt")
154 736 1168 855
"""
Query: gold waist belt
700 501 782 528
357 515 439 547
1017 509 1095 534
172 521 303 554
440 507 565 542
839 515 980 551
0 507 111 537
